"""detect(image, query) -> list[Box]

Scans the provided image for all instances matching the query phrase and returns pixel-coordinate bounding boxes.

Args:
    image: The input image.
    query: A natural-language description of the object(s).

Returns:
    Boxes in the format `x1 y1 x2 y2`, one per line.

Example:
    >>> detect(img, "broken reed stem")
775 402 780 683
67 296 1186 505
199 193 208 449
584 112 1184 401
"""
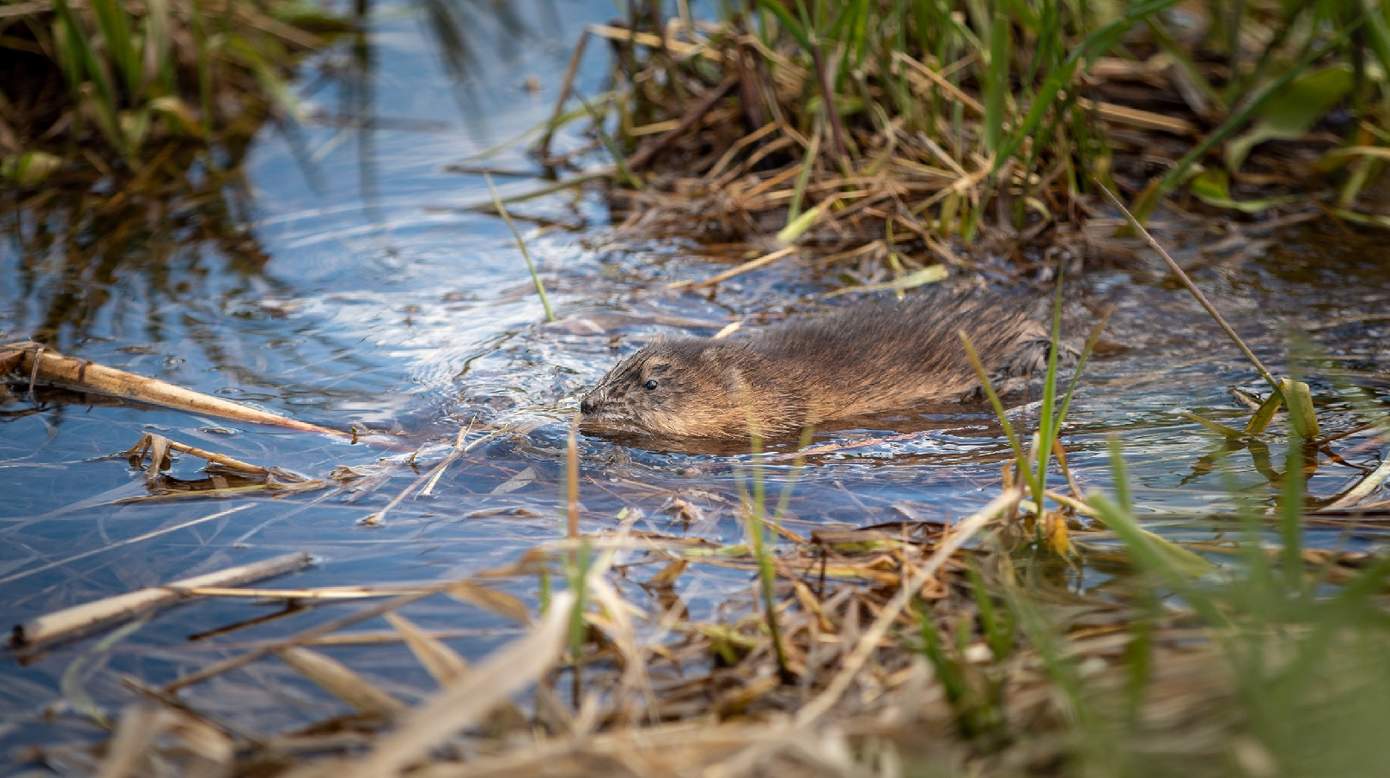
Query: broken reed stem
366 423 505 524
341 592 575 778
485 173 556 322
628 75 737 171
126 433 270 477
1095 183 1281 394
11 550 312 649
1 341 347 437
420 421 474 498
670 245 797 289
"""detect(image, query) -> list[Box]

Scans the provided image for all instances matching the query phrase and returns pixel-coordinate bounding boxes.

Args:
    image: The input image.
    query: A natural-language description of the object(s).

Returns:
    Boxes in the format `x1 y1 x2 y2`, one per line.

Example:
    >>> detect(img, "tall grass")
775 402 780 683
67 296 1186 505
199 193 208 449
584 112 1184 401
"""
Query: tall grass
574 0 1389 259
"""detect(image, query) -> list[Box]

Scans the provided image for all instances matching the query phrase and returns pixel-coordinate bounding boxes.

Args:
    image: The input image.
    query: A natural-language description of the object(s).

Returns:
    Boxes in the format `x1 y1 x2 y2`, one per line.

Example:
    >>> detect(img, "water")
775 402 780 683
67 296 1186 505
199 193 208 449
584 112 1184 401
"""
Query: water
2 0 1388 759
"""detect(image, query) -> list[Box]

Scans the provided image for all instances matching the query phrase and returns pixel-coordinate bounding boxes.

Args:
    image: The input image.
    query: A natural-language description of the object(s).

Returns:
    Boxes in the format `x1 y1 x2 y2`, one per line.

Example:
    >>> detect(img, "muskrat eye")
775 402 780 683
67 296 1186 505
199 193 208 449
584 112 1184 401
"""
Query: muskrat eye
643 379 658 391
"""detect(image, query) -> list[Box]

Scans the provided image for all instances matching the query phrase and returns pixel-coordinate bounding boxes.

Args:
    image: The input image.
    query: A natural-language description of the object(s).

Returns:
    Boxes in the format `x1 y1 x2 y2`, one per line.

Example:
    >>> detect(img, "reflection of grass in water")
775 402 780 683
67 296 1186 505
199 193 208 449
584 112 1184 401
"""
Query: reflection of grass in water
1 0 350 185
1 0 348 362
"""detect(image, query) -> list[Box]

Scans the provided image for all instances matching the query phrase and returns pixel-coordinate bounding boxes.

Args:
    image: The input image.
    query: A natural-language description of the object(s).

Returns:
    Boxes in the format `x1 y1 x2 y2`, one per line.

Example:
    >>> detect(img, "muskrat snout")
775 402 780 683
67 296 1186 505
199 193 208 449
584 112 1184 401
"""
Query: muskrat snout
578 342 707 437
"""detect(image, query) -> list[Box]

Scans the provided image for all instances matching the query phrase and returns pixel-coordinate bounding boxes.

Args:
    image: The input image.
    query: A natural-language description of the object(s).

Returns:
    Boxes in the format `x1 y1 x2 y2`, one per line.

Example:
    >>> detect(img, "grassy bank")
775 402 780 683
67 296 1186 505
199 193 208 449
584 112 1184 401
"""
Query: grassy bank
553 0 1390 275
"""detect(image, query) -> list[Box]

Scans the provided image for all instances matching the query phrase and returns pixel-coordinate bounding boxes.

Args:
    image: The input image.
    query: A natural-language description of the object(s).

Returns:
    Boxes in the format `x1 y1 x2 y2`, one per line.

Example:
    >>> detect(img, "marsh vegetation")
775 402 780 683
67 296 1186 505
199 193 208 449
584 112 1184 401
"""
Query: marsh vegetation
2 1 1390 776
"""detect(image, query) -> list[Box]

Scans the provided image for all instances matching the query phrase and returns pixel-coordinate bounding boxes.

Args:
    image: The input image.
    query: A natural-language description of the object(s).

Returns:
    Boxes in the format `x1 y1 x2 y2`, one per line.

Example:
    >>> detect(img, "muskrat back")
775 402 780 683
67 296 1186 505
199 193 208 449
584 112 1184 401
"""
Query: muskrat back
579 290 1053 441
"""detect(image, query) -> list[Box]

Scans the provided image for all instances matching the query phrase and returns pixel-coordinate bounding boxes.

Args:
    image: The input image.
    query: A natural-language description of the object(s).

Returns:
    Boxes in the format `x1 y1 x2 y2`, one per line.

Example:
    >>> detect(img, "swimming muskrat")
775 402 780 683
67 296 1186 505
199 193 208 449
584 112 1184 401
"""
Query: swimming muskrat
579 290 1058 441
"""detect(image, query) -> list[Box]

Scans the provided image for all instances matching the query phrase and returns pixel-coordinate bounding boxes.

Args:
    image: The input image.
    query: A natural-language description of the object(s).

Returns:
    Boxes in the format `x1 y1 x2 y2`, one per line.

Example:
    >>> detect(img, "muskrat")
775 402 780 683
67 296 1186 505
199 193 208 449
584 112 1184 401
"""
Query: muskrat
579 290 1057 441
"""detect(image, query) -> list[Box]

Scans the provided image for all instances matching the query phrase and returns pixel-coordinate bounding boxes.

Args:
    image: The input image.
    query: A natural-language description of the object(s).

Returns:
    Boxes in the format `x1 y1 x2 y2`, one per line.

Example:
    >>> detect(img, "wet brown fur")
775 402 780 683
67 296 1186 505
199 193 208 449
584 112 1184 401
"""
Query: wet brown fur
579 291 1052 441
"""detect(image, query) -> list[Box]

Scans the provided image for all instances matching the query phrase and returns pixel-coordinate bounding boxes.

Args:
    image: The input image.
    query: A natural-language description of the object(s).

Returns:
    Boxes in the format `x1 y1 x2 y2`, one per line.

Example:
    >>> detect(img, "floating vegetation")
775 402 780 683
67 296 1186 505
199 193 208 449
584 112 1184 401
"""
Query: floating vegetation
545 1 1390 280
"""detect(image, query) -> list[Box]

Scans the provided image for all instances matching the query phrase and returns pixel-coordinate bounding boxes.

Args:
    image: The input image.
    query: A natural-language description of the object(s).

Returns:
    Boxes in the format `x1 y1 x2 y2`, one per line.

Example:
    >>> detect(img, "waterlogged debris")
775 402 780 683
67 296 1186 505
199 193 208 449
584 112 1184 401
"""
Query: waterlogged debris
10 551 313 650
120 432 327 501
0 341 347 438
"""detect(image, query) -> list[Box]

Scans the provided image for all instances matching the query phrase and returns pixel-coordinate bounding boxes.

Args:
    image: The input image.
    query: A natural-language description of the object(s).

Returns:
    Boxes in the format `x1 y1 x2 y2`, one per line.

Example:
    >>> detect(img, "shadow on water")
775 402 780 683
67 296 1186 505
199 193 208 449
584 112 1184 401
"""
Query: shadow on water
1 0 1389 762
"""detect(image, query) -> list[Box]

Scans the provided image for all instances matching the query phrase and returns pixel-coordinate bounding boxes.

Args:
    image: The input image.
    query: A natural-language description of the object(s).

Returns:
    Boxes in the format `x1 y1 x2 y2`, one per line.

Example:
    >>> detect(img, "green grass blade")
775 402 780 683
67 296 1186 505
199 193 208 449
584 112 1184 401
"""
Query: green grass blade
984 10 1010 155
90 0 141 100
994 0 1178 172
485 173 556 322
1055 307 1111 429
960 332 1030 491
1031 269 1066 516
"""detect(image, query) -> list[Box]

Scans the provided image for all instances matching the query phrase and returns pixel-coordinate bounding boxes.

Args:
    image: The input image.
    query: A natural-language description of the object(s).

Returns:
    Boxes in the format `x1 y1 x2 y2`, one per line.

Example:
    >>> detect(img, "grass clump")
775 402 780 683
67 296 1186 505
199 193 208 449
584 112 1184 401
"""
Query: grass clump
552 0 1390 276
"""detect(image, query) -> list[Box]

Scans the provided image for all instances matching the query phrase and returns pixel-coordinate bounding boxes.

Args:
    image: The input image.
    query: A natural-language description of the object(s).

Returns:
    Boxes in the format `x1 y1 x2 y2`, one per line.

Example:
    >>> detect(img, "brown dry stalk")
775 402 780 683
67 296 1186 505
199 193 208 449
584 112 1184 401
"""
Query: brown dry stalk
1 341 346 437
669 245 797 289
795 487 1022 725
628 76 738 171
11 549 311 649
1094 185 1281 393
340 591 577 778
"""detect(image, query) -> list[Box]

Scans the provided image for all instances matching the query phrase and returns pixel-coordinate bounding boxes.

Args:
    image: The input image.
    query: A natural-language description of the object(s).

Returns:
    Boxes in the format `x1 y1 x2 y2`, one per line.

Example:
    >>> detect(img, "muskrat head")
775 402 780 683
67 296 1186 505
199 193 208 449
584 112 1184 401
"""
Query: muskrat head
579 338 757 439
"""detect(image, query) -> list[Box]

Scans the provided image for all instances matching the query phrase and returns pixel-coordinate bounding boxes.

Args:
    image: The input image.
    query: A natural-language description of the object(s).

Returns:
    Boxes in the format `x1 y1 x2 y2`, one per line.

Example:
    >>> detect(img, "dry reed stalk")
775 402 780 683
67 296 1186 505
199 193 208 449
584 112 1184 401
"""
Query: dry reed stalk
276 647 407 715
1 341 346 437
628 76 738 171
124 432 273 477
335 592 576 778
668 245 797 289
179 584 437 600
795 487 1023 725
1324 457 1390 510
10 550 313 649
1094 185 1280 392
586 23 724 63
538 28 590 160
384 612 469 684
363 422 507 525
162 588 448 693
97 704 232 778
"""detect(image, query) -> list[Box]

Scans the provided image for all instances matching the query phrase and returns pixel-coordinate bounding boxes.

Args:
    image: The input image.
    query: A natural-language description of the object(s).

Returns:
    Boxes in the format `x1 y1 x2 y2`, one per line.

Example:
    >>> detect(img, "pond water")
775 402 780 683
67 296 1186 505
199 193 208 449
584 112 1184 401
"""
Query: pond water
2 0 1388 757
